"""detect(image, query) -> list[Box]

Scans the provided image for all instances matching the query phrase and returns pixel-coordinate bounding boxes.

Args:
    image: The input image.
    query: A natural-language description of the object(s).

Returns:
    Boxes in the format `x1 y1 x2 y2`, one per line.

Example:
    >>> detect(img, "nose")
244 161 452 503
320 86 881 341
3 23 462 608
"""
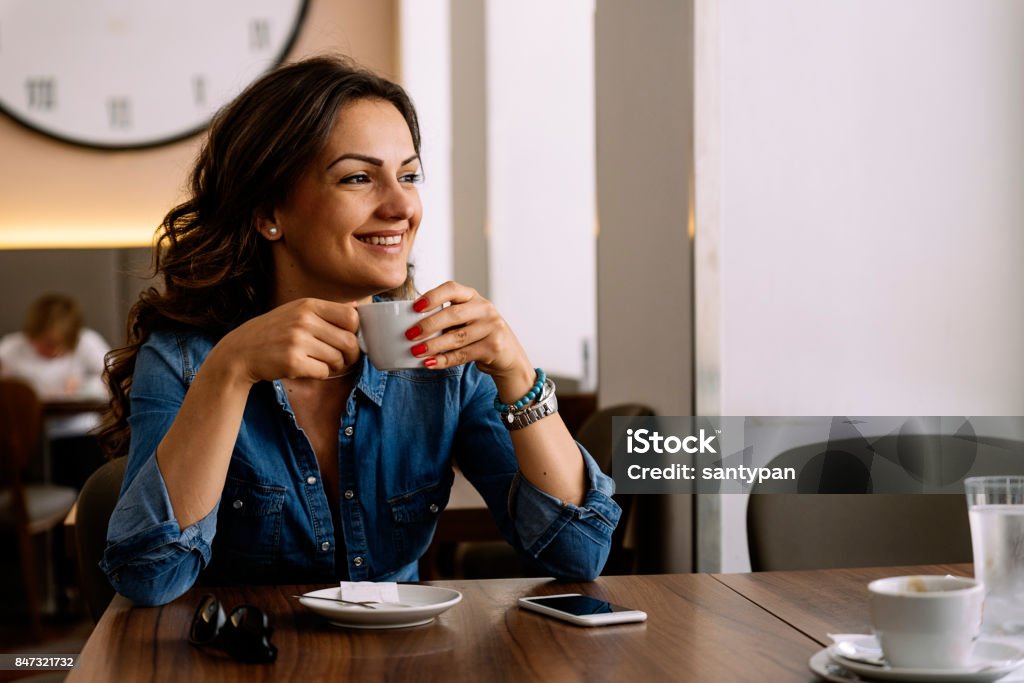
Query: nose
375 177 418 222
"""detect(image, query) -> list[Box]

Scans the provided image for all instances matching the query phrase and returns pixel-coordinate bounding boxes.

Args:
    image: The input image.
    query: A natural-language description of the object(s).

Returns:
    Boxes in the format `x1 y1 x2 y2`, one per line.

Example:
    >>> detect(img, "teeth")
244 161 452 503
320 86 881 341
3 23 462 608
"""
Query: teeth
359 234 403 246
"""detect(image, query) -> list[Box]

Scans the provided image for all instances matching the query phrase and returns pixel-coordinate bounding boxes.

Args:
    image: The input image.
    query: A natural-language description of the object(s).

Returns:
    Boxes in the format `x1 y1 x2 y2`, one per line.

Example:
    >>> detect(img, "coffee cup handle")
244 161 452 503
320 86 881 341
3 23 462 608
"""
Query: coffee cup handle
357 328 367 354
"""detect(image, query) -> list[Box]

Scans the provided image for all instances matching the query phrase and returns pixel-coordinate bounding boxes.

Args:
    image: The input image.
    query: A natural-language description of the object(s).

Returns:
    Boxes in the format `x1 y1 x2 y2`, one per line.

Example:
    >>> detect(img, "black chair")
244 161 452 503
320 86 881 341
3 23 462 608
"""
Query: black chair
74 457 126 622
744 434 1020 571
748 493 972 571
574 403 656 574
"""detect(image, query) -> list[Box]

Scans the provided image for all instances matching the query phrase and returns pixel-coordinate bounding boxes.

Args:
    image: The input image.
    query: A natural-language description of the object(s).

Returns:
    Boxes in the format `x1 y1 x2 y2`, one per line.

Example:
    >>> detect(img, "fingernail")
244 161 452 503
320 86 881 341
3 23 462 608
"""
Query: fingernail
410 343 428 356
423 358 438 368
404 325 422 341
413 298 429 312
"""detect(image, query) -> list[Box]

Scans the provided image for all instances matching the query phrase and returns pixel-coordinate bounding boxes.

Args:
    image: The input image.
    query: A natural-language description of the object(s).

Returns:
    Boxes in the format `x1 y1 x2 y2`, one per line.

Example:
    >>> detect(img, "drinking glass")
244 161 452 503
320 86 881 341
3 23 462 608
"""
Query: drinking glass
965 476 1024 634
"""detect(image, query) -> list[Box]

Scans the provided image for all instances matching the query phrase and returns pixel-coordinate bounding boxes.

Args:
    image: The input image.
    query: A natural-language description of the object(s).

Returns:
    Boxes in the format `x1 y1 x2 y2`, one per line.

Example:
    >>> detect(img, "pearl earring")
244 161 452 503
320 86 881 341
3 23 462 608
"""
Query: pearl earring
267 226 279 237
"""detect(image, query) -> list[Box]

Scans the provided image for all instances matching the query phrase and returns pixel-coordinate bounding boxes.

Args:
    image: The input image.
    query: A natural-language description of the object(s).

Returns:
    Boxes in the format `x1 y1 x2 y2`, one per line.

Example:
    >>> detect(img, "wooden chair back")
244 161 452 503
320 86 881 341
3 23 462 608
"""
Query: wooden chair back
0 379 43 485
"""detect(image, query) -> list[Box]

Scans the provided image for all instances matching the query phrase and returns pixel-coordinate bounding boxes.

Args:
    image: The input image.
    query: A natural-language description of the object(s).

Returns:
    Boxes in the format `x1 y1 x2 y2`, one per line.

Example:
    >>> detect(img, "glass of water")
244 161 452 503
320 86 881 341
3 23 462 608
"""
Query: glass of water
965 476 1024 634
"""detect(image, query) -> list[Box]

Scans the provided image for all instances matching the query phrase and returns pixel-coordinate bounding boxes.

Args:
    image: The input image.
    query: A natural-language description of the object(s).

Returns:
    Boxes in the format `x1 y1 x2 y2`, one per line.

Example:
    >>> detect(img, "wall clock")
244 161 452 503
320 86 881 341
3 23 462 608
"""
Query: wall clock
0 0 308 149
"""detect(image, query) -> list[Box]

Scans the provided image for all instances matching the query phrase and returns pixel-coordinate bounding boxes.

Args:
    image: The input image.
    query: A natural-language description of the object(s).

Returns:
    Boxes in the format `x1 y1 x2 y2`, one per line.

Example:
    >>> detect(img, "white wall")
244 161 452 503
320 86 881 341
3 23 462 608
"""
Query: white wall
696 0 1024 572
399 0 454 291
485 0 597 380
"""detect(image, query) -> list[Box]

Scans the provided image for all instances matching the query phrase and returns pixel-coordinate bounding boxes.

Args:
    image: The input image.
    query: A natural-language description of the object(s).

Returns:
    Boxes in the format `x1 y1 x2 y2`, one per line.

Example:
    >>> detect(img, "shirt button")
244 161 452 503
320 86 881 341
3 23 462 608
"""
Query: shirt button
306 476 317 485
353 556 364 567
232 499 244 510
429 503 439 513
344 490 355 500
344 426 354 437
321 541 330 551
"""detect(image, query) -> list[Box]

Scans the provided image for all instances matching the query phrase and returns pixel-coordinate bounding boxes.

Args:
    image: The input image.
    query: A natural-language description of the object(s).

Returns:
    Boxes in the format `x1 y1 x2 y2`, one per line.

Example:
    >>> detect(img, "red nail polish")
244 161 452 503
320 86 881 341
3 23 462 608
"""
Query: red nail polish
410 343 428 356
413 298 429 312
423 358 438 368
405 325 422 340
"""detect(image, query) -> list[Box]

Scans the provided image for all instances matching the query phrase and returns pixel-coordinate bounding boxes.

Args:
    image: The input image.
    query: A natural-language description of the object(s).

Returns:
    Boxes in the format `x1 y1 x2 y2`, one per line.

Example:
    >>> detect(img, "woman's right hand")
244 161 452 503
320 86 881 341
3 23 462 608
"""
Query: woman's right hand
210 298 361 385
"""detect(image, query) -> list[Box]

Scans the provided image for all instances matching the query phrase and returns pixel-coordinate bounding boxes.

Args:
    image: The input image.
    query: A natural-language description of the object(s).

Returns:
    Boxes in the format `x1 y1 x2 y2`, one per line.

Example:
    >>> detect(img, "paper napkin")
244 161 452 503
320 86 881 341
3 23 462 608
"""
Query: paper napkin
339 581 401 604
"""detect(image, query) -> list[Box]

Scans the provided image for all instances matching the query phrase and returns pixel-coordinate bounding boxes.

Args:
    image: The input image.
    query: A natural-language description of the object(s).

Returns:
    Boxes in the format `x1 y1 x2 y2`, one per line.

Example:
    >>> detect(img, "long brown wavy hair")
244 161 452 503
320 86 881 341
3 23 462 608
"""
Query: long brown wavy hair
99 55 421 458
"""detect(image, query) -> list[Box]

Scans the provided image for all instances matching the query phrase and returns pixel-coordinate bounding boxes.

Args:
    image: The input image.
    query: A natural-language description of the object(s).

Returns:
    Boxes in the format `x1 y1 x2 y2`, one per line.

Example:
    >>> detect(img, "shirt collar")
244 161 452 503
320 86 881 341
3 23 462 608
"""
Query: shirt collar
355 355 387 406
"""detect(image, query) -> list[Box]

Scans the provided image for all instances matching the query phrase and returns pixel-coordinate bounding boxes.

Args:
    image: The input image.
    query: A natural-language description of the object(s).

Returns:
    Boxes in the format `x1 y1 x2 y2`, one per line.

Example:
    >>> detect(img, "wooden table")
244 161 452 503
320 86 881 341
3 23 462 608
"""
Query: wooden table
65 565 972 682
42 397 108 417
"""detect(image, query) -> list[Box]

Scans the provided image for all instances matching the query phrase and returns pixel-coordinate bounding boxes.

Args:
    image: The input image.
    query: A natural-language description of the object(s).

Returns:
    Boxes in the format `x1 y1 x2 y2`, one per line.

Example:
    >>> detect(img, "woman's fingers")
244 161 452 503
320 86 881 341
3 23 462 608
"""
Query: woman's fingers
403 281 531 376
410 321 491 360
409 298 492 339
421 338 494 370
413 281 479 312
228 298 361 382
303 298 360 333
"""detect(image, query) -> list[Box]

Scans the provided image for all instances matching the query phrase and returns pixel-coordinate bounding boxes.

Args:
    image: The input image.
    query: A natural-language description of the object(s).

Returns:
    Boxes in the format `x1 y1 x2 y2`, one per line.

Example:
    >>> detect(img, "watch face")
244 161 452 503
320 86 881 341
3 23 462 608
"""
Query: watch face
0 0 308 149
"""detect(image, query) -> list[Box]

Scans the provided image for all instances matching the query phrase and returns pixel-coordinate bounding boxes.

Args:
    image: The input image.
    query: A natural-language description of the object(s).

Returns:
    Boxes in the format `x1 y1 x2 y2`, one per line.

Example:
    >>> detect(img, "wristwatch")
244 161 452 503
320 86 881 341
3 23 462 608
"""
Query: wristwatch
502 378 558 431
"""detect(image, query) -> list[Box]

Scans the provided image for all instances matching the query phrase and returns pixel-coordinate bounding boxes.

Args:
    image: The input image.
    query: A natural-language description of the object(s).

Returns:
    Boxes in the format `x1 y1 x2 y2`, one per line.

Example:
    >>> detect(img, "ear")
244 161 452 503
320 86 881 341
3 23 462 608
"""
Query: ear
254 210 282 241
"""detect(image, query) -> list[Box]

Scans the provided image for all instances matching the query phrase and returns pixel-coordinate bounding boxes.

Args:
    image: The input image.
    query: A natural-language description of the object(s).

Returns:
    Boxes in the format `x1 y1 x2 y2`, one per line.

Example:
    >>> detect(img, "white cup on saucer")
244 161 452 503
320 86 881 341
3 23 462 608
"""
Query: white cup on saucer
868 574 983 669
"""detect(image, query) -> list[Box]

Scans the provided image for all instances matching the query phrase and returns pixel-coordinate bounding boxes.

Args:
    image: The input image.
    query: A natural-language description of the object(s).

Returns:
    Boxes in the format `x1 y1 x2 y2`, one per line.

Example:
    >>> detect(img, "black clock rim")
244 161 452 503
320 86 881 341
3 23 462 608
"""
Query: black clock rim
0 0 310 151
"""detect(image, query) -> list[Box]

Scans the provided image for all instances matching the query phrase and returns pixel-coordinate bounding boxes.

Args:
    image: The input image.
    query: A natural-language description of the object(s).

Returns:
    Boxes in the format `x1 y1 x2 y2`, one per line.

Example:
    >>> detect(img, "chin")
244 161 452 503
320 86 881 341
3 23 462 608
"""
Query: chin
360 272 408 298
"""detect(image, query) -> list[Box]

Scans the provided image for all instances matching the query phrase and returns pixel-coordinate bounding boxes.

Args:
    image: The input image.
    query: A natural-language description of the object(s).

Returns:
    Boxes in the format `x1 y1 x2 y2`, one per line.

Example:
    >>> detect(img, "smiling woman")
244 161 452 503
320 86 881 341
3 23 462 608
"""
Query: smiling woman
259 98 423 304
95 55 620 606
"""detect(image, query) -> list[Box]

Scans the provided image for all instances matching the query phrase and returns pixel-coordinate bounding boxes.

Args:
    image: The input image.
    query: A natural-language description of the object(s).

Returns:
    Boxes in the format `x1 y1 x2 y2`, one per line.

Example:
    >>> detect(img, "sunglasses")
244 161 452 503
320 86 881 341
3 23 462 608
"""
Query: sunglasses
189 594 278 664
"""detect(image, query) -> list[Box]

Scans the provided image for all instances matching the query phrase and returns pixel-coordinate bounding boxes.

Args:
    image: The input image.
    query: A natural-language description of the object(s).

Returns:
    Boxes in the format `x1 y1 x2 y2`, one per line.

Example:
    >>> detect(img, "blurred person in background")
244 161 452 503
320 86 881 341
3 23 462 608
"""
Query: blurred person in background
0 292 110 488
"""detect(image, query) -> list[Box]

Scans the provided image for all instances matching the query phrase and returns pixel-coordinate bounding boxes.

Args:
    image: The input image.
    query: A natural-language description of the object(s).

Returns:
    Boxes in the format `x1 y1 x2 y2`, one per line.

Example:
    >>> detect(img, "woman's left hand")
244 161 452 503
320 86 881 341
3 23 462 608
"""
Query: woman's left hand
405 281 535 397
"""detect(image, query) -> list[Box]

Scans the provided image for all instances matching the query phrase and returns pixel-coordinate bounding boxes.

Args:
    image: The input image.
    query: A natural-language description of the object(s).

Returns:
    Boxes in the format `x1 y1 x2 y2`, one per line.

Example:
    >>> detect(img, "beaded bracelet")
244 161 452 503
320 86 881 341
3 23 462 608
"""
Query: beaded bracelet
494 368 546 413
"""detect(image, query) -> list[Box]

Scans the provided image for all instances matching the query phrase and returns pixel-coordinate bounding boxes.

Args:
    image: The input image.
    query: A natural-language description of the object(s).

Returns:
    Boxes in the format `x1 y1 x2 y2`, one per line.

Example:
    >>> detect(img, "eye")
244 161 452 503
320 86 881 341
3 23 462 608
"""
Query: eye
340 173 371 185
400 172 423 184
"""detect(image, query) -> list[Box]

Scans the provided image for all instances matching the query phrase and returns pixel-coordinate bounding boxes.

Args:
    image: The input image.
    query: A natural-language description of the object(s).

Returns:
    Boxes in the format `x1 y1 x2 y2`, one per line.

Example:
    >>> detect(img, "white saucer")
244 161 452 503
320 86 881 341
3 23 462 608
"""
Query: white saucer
297 585 462 629
809 636 1024 683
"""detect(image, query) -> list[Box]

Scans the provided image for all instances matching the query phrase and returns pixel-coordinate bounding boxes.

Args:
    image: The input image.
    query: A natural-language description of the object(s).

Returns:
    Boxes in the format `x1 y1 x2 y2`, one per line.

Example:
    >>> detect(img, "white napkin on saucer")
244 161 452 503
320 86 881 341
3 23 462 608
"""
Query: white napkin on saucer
339 581 401 604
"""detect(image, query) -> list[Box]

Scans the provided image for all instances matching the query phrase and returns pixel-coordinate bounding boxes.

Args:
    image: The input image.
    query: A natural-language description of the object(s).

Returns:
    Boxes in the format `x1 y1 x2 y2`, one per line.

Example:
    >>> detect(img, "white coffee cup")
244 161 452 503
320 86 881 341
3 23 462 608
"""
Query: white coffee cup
868 575 983 669
357 300 438 371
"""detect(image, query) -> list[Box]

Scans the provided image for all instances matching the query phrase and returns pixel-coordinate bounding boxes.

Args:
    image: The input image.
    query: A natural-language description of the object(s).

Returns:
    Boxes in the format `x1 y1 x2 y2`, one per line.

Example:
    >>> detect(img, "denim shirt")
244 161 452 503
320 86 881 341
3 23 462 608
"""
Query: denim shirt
100 329 621 606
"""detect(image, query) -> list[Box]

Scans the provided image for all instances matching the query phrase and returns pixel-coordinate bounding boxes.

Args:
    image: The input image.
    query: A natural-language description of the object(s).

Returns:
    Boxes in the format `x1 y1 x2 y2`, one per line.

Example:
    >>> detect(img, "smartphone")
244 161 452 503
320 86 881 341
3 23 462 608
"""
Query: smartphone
518 593 648 627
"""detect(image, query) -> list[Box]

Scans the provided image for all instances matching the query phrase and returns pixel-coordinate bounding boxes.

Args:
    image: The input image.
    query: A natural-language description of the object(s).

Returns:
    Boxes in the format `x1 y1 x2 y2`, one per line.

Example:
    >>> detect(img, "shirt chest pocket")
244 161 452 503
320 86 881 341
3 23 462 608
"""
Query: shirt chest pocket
218 477 287 563
387 477 453 562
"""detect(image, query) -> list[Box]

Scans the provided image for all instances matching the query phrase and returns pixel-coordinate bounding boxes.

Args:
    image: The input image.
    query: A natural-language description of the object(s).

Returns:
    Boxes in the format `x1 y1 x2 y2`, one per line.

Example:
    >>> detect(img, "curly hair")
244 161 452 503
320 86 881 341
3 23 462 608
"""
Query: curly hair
99 55 421 458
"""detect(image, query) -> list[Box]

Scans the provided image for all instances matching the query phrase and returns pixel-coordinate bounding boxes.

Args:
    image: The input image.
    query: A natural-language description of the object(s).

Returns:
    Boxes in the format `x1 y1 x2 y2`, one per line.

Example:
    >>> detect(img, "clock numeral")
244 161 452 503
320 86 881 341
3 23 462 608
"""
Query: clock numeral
192 75 207 106
108 97 132 129
26 78 56 110
250 18 271 51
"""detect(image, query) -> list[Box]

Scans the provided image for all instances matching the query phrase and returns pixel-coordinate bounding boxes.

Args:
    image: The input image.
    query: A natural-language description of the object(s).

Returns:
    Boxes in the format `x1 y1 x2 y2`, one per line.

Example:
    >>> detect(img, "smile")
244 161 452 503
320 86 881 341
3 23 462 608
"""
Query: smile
356 234 403 246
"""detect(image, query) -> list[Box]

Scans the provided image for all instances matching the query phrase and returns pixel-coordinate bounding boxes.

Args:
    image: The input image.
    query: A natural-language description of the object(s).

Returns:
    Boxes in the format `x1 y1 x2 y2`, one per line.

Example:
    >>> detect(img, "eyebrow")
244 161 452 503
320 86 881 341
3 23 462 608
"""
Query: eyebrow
326 153 420 170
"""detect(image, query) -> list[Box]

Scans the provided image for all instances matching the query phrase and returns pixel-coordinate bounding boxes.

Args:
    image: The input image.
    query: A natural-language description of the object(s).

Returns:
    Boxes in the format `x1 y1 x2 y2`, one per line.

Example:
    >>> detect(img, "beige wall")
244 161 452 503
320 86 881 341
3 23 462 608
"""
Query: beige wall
595 0 695 572
0 0 397 249
0 0 396 342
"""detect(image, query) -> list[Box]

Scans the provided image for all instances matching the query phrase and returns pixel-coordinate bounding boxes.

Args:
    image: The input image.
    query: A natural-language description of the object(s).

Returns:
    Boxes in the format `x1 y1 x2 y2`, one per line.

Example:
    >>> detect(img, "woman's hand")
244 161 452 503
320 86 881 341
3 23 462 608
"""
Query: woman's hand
405 281 536 402
211 298 361 385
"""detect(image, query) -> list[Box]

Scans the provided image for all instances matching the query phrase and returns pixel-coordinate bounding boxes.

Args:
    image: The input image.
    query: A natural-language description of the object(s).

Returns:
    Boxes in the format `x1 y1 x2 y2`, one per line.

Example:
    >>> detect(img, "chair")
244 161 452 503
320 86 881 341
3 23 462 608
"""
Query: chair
746 434 982 571
574 403 656 574
0 379 78 638
74 456 126 622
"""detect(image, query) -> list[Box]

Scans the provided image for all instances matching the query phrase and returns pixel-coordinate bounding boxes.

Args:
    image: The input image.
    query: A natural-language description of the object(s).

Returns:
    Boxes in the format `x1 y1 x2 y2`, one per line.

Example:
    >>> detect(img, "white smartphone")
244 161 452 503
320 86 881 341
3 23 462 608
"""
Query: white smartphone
518 593 648 627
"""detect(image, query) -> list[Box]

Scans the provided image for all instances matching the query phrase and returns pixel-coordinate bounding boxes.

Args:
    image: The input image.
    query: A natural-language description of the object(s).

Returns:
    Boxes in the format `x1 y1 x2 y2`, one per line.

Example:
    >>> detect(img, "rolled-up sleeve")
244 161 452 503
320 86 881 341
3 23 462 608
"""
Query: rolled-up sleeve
454 366 621 581
100 455 218 605
507 445 620 580
99 333 219 606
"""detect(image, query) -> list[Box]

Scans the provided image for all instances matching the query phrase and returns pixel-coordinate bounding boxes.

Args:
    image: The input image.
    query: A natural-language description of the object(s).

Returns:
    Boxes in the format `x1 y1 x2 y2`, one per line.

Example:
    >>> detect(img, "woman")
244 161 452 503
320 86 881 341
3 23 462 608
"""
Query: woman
99 55 619 606
0 293 109 401
0 293 110 487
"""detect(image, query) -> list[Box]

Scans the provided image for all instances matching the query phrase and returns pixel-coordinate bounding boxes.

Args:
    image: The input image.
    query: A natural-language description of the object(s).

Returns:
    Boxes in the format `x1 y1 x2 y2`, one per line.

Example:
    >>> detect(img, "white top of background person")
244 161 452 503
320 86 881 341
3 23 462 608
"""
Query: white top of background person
0 293 110 438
